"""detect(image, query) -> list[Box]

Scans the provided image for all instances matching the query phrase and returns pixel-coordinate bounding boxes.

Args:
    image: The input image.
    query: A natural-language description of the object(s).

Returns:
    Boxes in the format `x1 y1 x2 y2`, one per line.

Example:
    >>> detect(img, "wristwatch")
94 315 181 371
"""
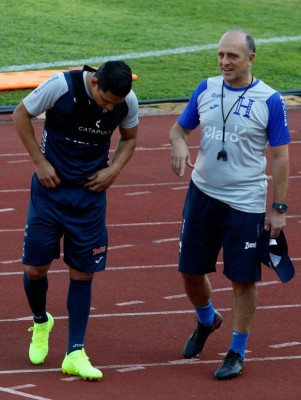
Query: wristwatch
272 202 288 214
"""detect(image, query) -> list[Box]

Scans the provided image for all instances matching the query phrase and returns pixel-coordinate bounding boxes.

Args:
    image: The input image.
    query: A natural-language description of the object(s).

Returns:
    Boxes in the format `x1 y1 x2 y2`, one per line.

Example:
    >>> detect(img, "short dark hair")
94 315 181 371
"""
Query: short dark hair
246 34 256 55
95 61 132 97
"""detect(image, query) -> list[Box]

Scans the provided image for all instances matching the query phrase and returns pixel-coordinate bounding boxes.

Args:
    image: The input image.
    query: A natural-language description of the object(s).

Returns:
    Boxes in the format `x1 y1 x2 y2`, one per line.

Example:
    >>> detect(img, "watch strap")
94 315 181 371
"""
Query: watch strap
272 202 288 213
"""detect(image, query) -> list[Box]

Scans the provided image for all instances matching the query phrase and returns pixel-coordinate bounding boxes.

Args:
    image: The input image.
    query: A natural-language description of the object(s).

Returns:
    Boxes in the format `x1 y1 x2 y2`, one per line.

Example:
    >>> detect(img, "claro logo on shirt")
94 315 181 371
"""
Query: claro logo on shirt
203 125 247 143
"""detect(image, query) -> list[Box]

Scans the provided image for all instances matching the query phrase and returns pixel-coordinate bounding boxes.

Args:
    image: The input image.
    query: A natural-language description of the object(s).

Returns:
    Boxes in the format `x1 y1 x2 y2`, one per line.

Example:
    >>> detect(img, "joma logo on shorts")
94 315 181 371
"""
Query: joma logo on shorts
244 242 256 249
93 246 107 255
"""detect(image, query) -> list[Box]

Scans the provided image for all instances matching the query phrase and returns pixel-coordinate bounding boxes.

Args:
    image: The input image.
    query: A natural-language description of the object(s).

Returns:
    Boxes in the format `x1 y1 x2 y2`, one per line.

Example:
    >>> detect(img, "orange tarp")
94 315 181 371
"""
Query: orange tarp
0 69 138 91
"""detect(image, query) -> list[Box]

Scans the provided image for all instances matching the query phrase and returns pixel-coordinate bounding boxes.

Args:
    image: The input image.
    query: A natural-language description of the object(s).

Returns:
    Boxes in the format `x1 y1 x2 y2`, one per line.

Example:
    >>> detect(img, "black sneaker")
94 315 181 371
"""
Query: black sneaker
183 311 223 359
214 350 244 380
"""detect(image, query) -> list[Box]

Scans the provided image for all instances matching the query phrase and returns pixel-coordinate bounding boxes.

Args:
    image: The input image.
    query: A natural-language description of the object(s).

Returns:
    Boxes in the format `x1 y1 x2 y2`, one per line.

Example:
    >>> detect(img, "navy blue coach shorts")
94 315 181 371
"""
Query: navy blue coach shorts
22 174 108 273
178 180 265 283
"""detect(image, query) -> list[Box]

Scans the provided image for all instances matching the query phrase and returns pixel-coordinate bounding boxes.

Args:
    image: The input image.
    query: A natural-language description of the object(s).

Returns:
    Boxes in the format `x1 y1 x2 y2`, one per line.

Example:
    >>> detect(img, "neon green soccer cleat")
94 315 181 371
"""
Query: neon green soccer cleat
28 312 54 365
61 349 103 381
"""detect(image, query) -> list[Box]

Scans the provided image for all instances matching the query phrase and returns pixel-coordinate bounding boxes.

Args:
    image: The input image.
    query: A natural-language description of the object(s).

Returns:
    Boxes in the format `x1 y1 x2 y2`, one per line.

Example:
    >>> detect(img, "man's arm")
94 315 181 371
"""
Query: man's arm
85 124 138 192
265 144 289 237
12 102 61 188
169 122 193 177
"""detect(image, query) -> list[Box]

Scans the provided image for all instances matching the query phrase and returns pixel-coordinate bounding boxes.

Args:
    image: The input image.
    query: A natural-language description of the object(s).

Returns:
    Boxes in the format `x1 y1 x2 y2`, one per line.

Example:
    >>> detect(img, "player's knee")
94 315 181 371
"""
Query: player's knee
24 265 49 280
69 267 94 281
181 272 206 285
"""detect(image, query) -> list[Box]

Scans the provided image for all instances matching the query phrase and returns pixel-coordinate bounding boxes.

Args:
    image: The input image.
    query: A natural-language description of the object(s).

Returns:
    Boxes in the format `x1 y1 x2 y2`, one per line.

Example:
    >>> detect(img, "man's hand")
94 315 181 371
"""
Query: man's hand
265 209 286 238
170 137 193 177
84 166 118 192
36 158 61 188
169 123 193 177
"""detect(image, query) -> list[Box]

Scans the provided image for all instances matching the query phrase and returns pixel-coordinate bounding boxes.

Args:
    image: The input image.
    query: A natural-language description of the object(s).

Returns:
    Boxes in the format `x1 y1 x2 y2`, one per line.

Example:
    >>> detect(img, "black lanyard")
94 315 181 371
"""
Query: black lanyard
217 77 253 161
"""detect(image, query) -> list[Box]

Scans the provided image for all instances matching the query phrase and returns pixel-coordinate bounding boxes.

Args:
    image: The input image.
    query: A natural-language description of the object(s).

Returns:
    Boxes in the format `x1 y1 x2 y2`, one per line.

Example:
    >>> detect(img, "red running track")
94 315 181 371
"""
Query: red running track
0 108 300 399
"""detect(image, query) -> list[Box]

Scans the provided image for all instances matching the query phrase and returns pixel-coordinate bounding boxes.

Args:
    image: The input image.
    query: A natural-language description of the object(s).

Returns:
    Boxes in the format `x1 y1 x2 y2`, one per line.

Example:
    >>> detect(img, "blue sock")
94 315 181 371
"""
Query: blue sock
67 279 92 355
195 301 215 326
229 330 250 359
23 272 48 323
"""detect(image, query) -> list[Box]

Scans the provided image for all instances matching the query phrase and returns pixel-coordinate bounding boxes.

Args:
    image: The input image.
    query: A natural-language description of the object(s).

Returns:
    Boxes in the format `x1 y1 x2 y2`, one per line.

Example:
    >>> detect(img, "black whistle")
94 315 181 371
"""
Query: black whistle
217 149 228 161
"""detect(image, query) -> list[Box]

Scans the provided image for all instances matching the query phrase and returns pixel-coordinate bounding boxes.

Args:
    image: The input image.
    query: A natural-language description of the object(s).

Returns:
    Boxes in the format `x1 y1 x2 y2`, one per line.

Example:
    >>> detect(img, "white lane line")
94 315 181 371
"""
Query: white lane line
218 350 252 356
108 221 181 227
0 153 29 157
270 342 301 348
2 212 301 232
0 182 185 194
116 301 145 306
153 238 178 243
2 259 301 275
163 281 281 299
163 294 186 299
257 281 281 286
0 175 300 193
0 264 179 275
1 355 301 376
0 259 22 264
110 244 133 250
8 385 35 390
168 359 201 365
1 304 301 324
0 385 52 400
0 208 14 213
125 191 151 196
0 257 300 273
171 186 188 190
0 190 29 193
60 377 80 381
7 160 30 164
117 366 145 372
0 221 182 232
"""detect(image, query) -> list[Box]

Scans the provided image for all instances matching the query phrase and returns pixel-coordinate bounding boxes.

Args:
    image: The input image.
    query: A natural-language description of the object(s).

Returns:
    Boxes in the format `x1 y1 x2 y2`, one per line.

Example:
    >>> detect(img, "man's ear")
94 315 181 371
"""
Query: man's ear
249 52 256 64
91 77 99 88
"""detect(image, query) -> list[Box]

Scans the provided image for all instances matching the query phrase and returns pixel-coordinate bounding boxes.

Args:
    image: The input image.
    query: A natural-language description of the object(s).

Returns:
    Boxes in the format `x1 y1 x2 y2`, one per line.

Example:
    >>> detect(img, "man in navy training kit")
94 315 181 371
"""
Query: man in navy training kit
13 61 139 381
169 30 290 380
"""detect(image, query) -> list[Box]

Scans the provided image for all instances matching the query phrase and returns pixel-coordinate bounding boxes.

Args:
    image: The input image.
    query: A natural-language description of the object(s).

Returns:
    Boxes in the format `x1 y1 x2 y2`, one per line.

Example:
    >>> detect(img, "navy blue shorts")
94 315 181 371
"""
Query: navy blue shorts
179 181 265 283
22 174 108 273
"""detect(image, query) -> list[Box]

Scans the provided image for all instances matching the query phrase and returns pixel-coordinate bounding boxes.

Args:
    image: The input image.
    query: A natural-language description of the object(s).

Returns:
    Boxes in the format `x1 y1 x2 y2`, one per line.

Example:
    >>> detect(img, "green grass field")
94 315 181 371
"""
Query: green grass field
0 0 300 106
